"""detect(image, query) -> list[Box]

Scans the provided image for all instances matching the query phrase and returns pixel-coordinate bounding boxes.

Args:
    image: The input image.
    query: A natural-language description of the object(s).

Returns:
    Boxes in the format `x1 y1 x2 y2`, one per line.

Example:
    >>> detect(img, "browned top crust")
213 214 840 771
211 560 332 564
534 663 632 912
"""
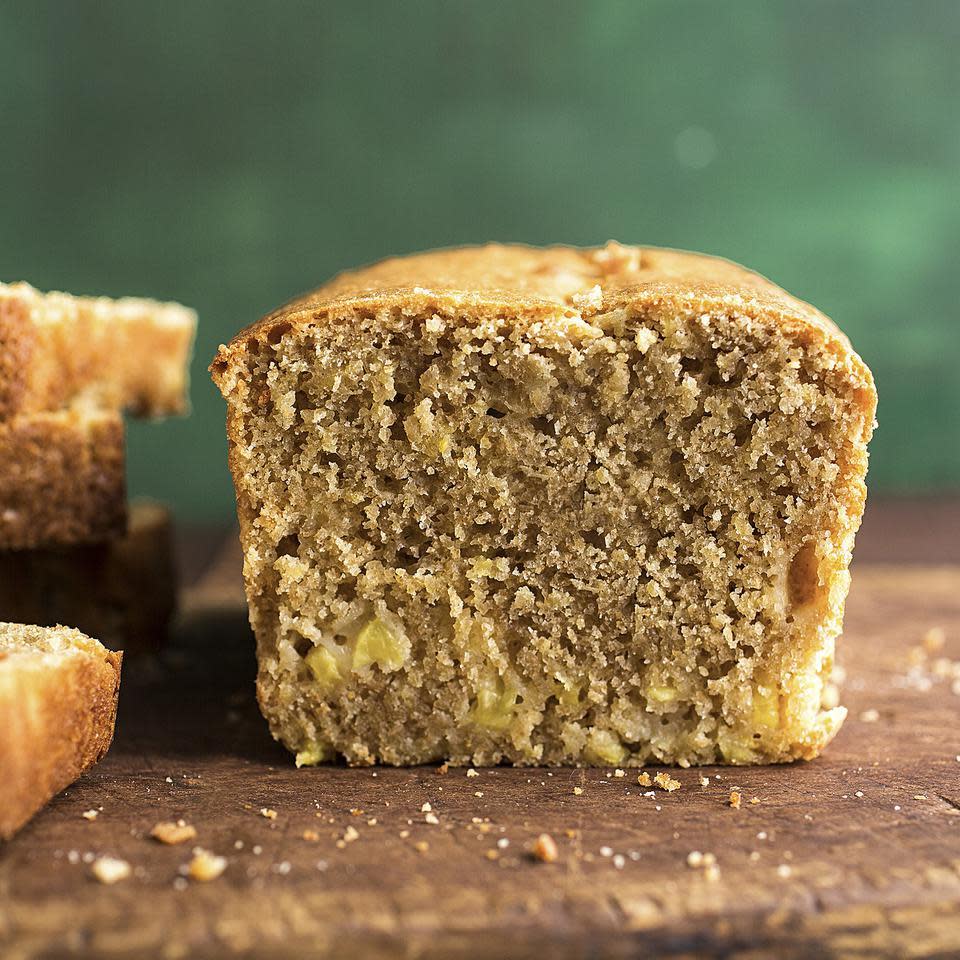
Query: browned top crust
211 243 873 399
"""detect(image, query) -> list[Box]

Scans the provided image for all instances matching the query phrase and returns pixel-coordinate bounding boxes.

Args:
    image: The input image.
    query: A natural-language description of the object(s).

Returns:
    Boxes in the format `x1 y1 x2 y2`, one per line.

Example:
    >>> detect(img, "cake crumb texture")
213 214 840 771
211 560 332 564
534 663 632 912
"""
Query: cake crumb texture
0 408 126 549
212 243 876 767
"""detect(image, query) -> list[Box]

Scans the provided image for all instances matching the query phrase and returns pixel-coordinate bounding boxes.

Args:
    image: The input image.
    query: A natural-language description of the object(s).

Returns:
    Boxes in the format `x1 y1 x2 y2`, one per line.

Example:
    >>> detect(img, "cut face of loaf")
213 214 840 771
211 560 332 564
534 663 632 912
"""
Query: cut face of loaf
212 243 876 767
0 408 126 549
0 622 122 839
0 281 196 419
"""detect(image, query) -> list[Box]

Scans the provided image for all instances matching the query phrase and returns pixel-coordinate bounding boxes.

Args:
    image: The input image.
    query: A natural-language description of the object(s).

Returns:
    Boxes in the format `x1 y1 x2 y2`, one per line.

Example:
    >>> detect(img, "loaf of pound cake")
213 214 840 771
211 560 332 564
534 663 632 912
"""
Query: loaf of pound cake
0 501 176 652
0 623 122 839
211 243 876 767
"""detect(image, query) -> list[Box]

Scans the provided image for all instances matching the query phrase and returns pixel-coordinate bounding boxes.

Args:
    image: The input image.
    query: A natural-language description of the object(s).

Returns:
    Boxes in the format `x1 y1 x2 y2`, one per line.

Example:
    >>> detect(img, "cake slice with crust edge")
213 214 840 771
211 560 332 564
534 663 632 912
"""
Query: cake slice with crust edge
0 622 122 839
0 280 196 420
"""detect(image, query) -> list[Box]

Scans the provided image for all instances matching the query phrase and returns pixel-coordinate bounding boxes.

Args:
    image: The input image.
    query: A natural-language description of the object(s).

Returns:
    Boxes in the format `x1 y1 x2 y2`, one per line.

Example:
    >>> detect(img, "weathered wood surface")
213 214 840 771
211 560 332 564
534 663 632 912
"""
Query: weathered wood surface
1 541 959 958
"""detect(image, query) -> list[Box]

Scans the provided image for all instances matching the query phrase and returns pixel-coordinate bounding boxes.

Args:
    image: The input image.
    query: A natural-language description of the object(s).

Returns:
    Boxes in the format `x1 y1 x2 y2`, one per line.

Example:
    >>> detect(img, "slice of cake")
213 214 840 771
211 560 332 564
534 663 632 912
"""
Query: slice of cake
0 281 196 419
0 622 122 839
0 408 126 549
0 500 176 652
211 243 876 767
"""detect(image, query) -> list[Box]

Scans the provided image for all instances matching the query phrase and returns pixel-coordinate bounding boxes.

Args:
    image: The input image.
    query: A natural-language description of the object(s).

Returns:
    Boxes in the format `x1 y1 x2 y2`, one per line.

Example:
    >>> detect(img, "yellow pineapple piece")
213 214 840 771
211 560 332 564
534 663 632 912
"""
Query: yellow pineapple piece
751 682 781 730
352 616 409 672
305 645 343 689
647 684 678 704
717 724 759 764
295 742 332 767
585 728 628 765
470 676 519 731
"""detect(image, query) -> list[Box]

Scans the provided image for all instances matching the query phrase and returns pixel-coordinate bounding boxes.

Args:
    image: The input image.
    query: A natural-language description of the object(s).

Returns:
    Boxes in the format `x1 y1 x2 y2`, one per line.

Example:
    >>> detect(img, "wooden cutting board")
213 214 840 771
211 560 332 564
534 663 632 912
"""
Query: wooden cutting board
1 545 959 959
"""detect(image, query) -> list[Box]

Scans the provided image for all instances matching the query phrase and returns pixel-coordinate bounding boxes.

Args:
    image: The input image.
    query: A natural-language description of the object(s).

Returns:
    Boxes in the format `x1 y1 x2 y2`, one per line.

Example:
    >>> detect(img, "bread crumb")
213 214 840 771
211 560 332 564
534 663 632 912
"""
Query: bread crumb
614 769 625 778
749 796 761 805
260 808 277 820
923 627 946 654
729 790 742 809
573 786 583 796
572 284 603 311
859 708 880 723
698 776 709 787
436 762 449 775
82 809 99 821
420 802 432 813
349 808 364 817
151 820 197 845
485 849 499 861
776 863 793 879
413 840 429 853
343 825 360 843
302 829 319 842
531 833 559 863
91 856 131 885
466 769 479 778
654 772 681 792
186 849 227 882
637 773 652 787
913 795 928 801
424 812 440 825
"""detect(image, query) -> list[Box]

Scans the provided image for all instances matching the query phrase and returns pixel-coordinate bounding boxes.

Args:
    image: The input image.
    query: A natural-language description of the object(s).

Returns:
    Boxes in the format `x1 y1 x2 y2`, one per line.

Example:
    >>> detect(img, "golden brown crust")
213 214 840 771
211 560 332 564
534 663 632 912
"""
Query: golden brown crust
0 501 176 652
0 623 122 840
211 243 875 416
0 281 196 420
0 409 126 549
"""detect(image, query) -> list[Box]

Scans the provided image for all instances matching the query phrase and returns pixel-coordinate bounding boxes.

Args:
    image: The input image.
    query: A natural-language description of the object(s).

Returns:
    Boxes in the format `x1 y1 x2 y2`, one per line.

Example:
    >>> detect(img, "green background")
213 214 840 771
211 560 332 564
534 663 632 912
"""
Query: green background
1 0 958 520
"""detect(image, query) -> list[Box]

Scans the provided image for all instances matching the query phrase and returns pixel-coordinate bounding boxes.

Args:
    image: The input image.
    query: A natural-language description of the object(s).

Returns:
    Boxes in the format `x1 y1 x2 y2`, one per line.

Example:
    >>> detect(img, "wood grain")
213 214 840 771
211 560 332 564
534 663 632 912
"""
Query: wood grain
1 544 959 959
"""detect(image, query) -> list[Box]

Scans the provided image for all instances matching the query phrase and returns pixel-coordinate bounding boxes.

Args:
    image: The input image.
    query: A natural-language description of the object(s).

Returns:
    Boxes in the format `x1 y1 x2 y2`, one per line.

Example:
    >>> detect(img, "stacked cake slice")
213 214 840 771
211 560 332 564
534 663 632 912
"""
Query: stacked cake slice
0 622 122 839
0 281 196 650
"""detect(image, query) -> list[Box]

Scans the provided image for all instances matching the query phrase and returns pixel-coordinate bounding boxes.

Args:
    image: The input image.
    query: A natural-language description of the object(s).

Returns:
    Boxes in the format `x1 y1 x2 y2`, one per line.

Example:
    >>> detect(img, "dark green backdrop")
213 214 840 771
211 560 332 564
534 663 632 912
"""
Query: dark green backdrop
2 1 958 519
